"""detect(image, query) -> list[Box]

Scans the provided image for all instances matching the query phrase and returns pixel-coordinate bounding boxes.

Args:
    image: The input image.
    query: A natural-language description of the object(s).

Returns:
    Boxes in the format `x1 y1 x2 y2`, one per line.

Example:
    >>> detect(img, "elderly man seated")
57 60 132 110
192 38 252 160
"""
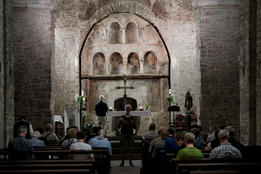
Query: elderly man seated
209 129 242 159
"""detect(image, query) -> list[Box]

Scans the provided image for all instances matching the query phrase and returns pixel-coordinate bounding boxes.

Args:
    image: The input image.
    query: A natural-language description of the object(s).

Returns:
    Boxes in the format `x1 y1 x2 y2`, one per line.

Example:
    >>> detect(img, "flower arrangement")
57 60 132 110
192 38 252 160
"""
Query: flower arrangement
166 95 174 105
77 95 88 104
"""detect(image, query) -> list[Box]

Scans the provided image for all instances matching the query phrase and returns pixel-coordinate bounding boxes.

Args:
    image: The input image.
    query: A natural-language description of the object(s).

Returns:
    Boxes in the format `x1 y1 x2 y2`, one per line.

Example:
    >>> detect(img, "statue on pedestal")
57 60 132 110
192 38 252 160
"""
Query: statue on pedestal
185 91 193 111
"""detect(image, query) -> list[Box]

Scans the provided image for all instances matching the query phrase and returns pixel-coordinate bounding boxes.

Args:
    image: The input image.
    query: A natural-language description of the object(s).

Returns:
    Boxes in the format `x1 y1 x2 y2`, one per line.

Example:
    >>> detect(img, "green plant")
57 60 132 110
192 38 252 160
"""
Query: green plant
166 95 174 104
77 96 88 104
145 104 150 110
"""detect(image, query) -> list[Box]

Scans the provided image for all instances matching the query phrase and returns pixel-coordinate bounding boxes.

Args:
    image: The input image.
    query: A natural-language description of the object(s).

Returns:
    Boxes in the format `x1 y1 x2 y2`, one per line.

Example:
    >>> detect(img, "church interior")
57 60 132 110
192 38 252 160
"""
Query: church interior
0 0 261 173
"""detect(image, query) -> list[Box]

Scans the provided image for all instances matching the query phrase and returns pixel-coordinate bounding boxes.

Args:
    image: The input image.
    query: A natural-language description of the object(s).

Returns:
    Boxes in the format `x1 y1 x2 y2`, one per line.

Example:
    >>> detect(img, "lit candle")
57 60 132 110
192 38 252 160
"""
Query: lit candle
139 106 143 111
109 106 112 111
169 89 172 95
82 97 85 101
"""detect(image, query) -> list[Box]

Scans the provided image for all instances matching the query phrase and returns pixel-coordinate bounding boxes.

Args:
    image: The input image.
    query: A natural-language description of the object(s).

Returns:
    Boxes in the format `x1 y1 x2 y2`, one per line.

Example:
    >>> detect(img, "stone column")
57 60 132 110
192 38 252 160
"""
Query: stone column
0 0 4 149
256 0 261 145
0 0 14 148
195 0 244 141
122 28 126 44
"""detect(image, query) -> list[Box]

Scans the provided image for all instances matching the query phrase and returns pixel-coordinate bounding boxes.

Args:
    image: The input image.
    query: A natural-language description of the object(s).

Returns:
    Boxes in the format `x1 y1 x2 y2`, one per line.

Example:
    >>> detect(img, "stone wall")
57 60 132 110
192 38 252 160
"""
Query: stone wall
196 0 243 135
257 0 261 145
0 0 4 148
0 0 14 148
12 0 53 127
52 0 200 130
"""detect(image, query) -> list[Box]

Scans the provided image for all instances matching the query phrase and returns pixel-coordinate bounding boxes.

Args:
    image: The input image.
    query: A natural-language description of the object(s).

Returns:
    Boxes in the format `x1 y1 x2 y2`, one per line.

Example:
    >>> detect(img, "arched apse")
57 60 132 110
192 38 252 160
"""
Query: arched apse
80 13 170 115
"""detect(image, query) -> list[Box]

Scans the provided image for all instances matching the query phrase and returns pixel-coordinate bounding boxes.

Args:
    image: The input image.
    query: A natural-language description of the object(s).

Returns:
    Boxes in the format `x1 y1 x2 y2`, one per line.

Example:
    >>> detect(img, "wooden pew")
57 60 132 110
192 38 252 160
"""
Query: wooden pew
190 171 240 174
0 148 110 174
0 169 90 174
176 161 261 174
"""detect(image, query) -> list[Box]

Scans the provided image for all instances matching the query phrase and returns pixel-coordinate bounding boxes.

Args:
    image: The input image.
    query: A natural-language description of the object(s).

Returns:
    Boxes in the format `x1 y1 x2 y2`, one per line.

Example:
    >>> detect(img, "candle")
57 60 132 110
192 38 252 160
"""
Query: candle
109 106 112 111
169 89 172 95
81 90 84 96
140 106 143 109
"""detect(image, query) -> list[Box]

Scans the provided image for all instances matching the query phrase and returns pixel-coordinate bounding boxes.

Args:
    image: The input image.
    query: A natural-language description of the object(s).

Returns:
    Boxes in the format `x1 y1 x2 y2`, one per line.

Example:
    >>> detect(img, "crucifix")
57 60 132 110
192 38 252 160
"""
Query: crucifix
115 74 135 109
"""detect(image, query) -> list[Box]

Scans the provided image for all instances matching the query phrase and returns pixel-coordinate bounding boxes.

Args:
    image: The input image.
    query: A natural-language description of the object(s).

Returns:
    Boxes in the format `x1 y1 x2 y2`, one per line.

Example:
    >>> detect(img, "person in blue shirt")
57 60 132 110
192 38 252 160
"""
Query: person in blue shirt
88 127 112 156
164 127 180 154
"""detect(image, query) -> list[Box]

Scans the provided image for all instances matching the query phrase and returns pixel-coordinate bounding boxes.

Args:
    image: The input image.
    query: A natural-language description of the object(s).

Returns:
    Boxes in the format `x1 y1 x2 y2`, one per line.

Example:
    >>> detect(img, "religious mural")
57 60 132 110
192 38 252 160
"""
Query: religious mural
126 22 138 44
144 51 157 74
109 22 122 44
93 52 105 75
110 52 123 74
127 53 140 74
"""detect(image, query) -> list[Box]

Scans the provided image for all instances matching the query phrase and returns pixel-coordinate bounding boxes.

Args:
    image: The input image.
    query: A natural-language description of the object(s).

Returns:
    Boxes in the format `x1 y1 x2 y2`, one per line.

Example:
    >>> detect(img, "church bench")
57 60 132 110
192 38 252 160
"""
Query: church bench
0 163 93 170
176 161 261 174
0 169 90 174
189 171 240 174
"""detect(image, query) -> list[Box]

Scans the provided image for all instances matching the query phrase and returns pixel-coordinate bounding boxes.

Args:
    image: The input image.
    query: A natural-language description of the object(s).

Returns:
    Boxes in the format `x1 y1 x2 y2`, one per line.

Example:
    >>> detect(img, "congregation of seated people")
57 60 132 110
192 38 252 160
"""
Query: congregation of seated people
7 117 112 161
141 123 244 174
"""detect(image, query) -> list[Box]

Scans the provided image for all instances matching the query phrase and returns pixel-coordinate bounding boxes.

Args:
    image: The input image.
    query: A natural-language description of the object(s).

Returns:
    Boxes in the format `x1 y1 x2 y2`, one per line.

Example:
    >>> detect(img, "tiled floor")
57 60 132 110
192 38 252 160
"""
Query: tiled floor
110 160 141 174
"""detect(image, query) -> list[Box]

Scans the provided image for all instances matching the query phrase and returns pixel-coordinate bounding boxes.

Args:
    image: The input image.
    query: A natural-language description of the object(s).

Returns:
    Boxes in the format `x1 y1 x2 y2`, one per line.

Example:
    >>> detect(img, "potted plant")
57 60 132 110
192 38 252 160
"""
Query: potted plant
77 95 88 104
145 104 150 110
166 95 180 112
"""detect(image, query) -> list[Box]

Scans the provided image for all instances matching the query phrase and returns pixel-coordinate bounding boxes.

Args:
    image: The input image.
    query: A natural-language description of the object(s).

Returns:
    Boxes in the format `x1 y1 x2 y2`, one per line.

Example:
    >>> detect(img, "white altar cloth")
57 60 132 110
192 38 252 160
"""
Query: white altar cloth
106 111 151 117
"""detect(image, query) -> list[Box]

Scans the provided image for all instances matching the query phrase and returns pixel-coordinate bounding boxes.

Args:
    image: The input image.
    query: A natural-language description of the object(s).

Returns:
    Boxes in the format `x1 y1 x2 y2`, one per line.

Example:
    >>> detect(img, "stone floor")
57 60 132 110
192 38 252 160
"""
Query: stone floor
110 160 141 174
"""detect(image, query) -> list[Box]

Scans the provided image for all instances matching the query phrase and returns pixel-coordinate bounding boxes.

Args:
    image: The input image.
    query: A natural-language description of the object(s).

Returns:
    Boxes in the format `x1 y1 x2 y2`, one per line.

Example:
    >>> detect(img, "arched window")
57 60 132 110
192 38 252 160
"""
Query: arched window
109 22 122 44
126 22 138 44
144 51 157 74
127 53 140 74
110 52 123 74
92 52 106 75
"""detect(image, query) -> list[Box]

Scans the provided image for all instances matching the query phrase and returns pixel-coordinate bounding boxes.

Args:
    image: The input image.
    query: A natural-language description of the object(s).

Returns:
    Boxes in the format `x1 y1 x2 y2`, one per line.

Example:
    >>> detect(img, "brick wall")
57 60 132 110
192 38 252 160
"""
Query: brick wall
198 1 241 133
12 1 52 127
256 0 261 144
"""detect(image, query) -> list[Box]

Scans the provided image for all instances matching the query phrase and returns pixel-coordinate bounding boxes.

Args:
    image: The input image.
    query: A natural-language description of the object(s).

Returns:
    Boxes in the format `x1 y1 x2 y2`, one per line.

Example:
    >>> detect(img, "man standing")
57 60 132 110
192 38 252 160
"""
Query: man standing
118 105 136 167
95 95 109 129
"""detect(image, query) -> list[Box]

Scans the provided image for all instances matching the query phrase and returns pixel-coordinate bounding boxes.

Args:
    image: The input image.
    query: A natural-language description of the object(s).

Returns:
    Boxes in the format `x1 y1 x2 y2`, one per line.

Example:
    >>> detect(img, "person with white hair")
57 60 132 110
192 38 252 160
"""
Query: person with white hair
209 129 242 159
30 130 45 147
95 95 109 129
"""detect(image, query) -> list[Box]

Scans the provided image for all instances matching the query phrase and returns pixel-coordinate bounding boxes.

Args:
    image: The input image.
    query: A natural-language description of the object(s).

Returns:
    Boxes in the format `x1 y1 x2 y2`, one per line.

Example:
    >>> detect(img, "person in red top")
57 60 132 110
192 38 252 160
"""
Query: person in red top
118 104 136 167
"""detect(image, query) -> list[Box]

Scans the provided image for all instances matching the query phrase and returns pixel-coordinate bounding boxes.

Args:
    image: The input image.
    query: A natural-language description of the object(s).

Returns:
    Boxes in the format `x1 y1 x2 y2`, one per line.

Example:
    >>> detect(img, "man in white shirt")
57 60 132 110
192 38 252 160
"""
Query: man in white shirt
70 131 93 160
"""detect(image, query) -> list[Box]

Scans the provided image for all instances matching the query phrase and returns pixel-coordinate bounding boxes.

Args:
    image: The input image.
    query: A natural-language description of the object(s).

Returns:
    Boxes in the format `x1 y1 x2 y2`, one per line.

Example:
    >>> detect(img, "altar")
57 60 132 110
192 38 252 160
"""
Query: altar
106 111 152 132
